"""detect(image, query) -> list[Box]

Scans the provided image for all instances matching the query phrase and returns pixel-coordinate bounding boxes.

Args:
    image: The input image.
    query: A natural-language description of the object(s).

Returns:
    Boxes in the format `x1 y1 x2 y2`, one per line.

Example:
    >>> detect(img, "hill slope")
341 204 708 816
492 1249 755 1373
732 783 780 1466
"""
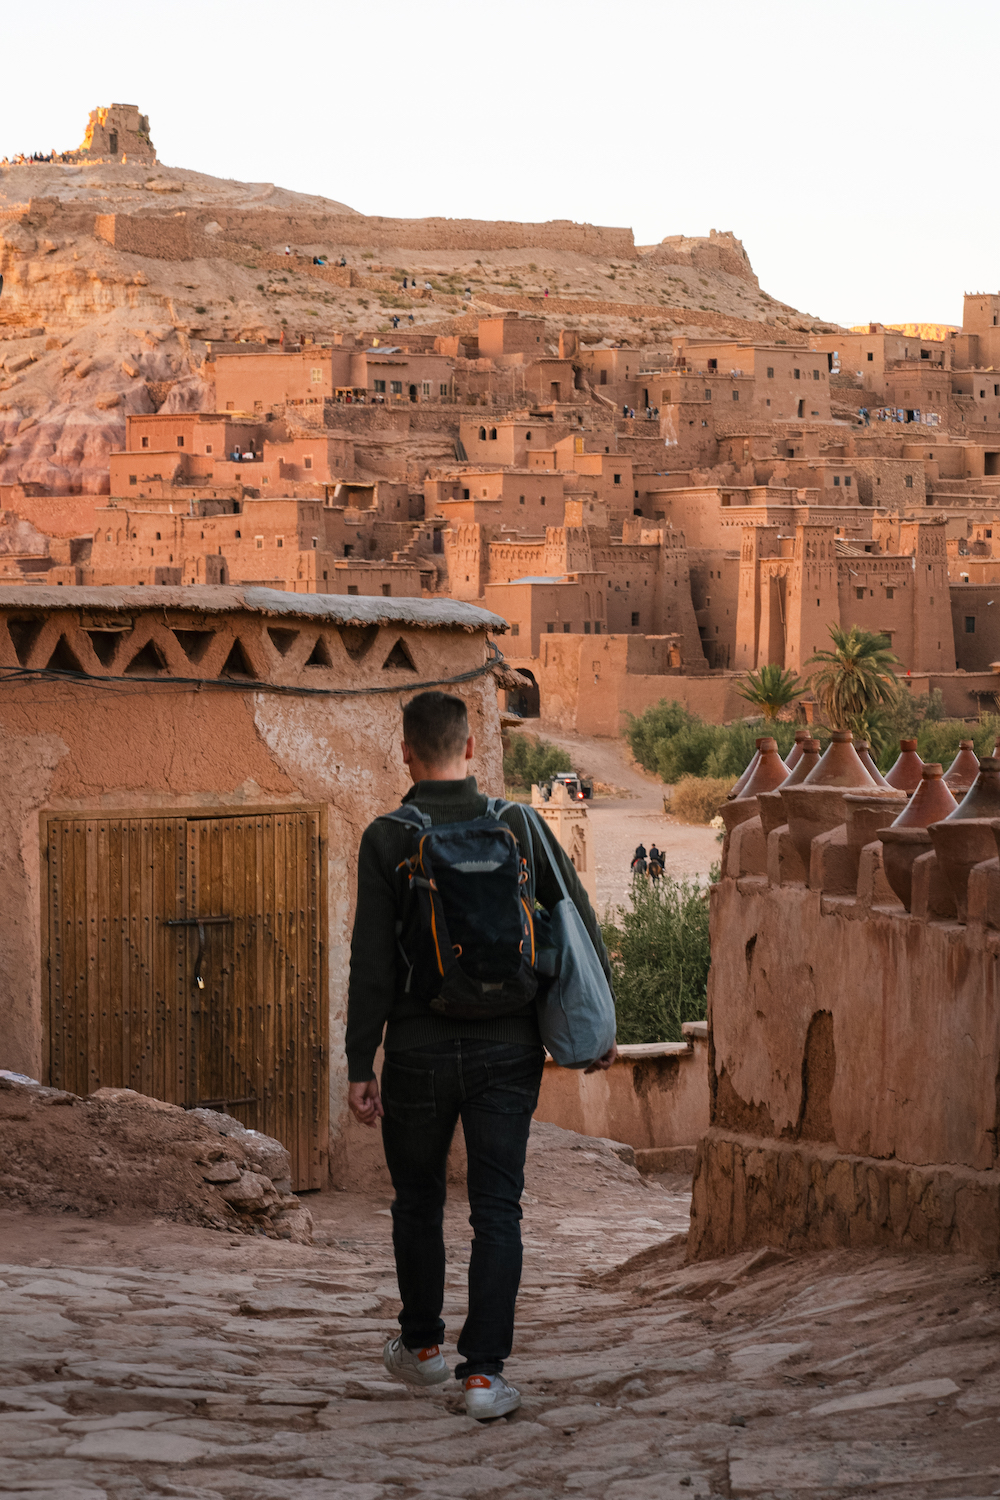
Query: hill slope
0 156 839 493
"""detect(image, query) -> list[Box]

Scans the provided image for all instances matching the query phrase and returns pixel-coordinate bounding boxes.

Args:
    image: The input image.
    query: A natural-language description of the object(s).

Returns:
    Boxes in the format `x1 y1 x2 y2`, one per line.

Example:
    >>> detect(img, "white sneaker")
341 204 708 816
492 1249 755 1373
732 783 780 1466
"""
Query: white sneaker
463 1373 521 1419
382 1336 450 1388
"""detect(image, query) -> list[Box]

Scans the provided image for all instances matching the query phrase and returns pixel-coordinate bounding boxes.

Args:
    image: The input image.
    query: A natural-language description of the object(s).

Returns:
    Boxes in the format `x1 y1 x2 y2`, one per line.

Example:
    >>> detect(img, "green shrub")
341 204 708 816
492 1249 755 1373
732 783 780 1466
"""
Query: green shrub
669 776 732 824
872 701 999 773
624 701 800 783
502 733 572 792
601 877 711 1044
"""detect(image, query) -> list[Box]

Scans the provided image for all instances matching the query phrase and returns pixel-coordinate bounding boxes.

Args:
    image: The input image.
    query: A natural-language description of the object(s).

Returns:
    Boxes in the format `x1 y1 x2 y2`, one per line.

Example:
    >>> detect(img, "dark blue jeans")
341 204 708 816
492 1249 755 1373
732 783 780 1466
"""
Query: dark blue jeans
380 1038 545 1379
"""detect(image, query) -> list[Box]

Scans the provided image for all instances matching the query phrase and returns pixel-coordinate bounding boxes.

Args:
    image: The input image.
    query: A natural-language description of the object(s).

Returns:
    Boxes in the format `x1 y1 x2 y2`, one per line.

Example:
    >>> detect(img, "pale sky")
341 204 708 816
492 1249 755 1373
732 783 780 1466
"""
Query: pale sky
5 0 996 330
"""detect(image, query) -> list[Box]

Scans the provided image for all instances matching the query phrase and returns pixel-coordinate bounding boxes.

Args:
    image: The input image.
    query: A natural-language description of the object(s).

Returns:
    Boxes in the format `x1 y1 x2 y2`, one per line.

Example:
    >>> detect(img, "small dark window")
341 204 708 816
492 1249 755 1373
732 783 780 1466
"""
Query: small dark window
489 428 497 440
793 368 801 380
766 366 774 379
845 476 851 487
613 473 621 484
519 495 525 505
462 488 470 499
583 621 591 634
141 436 149 448
834 475 841 486
511 622 519 636
966 616 976 633
856 587 865 600
704 389 711 401
541 496 546 506
867 352 874 361
479 427 486 440
886 587 894 599
905 475 913 488
129 474 137 485
155 531 161 540
813 369 820 380
631 611 640 627
732 390 739 401
546 623 555 634
347 585 359 595
562 622 571 633
176 436 184 447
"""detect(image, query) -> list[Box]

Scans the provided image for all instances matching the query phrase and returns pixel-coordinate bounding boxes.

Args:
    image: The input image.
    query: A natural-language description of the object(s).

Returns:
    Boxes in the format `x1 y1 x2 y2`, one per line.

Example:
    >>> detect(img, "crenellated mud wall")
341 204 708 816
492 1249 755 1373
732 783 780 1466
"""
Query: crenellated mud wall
691 786 1000 1261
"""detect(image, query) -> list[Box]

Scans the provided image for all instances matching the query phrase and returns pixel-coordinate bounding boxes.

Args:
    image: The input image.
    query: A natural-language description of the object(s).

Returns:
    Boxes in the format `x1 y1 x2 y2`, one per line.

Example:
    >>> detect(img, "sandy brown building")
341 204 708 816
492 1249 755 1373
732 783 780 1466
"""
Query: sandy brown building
0 584 506 1189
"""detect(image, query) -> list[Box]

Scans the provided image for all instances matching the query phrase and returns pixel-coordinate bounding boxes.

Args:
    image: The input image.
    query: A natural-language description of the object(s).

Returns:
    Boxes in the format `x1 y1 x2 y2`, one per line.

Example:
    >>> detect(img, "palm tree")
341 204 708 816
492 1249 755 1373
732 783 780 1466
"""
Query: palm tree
736 664 803 722
807 625 900 730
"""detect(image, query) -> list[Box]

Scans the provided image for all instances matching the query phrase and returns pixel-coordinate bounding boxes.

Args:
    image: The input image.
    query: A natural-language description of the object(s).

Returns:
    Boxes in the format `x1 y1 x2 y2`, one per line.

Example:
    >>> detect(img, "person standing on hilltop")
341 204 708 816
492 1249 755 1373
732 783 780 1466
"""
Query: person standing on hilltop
346 691 616 1421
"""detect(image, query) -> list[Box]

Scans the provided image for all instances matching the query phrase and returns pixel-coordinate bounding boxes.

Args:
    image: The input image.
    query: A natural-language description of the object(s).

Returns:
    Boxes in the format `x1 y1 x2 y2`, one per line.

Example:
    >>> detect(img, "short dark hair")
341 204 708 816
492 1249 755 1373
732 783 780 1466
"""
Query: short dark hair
402 691 469 765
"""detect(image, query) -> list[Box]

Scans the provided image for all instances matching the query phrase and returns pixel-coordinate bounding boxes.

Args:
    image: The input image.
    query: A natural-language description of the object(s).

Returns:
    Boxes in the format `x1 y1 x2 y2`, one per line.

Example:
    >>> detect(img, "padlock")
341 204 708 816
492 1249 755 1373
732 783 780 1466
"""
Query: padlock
197 976 205 990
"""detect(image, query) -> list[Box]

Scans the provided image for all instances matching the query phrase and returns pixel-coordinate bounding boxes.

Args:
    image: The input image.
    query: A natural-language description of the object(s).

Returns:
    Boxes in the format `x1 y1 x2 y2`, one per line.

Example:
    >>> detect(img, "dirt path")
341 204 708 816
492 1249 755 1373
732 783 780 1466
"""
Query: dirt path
527 723 721 915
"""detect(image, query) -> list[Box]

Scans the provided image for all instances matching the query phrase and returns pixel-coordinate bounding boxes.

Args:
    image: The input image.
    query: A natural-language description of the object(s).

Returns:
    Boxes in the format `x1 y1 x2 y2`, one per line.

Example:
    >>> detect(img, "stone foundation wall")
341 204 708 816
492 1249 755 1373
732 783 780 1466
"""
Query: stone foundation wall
691 1130 1000 1261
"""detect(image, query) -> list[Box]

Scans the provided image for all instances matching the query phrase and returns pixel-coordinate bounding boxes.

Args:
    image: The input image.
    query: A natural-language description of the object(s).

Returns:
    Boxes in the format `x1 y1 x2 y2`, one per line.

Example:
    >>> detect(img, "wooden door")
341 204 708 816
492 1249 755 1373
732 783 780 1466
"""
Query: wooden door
44 809 327 1189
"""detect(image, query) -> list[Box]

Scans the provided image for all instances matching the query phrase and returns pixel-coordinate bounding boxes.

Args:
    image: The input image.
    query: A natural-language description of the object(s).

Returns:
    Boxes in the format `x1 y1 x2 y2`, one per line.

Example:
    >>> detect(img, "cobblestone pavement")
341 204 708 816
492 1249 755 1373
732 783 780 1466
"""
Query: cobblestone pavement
1 1124 997 1500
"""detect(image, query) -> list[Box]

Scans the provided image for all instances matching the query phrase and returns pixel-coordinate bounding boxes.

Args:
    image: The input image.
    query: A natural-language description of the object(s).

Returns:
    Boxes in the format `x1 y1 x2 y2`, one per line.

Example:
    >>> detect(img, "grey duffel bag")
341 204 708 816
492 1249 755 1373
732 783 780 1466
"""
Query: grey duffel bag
525 808 617 1069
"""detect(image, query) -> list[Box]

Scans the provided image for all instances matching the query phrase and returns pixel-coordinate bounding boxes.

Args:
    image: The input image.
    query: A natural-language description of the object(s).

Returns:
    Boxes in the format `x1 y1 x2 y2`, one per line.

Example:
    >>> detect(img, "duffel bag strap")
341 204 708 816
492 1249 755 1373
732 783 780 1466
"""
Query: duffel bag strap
524 806 572 903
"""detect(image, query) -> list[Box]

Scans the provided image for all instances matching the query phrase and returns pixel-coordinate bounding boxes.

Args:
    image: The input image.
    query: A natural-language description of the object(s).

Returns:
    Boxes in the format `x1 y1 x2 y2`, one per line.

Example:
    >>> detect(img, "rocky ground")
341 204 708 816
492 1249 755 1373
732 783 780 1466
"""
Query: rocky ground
526 724 721 914
1 1119 997 1500
0 1077 313 1243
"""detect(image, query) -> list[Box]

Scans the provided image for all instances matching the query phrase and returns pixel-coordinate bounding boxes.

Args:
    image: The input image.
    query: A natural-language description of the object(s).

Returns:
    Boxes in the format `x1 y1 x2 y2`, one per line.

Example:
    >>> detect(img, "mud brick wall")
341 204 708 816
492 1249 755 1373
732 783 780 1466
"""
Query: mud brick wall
691 786 1000 1261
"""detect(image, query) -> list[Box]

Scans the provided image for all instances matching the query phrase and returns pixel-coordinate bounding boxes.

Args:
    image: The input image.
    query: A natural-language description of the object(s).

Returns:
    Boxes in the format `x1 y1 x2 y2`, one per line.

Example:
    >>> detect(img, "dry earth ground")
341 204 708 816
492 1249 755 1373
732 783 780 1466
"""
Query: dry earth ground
525 724 720 914
0 1121 997 1500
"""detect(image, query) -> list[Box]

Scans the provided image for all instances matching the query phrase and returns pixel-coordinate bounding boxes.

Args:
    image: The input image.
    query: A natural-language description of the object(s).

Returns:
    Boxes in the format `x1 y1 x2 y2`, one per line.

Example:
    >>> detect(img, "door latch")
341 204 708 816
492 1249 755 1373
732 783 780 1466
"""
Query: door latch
163 916 232 991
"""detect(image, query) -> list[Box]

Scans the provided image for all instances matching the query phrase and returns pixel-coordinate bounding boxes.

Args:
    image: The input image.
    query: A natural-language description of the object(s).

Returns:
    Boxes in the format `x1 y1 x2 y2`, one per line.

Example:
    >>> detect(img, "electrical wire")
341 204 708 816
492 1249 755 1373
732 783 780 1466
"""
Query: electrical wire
0 638 507 698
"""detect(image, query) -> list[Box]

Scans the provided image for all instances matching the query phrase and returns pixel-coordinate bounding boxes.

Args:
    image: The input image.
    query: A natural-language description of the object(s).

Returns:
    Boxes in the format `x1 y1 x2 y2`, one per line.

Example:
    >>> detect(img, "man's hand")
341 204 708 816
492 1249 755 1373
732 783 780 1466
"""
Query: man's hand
348 1079 385 1127
584 1043 618 1075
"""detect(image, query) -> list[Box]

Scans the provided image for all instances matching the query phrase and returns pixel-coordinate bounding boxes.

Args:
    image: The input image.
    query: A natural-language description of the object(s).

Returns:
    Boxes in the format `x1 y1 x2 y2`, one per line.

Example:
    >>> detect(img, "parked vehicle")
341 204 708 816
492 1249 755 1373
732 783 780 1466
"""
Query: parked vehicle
540 771 593 802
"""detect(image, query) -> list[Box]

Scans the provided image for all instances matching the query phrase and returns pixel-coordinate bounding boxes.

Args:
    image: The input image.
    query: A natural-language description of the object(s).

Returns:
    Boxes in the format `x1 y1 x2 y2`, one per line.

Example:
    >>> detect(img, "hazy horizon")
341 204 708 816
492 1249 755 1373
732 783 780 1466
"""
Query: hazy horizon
4 0 996 332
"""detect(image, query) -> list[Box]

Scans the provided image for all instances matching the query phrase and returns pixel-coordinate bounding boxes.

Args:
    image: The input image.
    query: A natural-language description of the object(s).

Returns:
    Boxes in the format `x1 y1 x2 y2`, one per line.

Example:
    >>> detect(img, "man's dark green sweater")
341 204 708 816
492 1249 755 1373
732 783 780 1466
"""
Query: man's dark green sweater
346 777 613 1082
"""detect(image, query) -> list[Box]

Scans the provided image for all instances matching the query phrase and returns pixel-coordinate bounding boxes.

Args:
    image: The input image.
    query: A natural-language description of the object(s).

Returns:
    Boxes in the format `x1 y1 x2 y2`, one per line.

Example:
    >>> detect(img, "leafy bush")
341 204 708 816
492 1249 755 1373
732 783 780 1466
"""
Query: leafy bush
871 697 999 772
624 701 801 783
601 877 711 1044
669 776 732 825
503 733 572 791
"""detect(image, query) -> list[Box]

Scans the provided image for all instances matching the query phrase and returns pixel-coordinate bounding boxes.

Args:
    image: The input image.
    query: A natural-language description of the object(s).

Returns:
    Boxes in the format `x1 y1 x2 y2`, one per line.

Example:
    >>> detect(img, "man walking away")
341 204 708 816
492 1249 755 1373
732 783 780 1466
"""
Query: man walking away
347 691 616 1419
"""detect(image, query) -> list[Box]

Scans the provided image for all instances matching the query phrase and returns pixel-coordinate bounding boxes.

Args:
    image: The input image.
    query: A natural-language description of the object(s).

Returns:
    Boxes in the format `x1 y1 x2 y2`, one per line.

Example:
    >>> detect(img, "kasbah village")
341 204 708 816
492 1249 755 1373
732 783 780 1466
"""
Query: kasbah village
0 95 999 1500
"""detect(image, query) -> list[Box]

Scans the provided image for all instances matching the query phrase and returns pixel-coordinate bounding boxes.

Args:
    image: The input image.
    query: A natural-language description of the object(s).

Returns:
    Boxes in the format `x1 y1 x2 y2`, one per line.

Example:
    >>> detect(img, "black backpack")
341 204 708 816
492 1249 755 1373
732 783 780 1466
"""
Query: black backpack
385 798 539 1020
